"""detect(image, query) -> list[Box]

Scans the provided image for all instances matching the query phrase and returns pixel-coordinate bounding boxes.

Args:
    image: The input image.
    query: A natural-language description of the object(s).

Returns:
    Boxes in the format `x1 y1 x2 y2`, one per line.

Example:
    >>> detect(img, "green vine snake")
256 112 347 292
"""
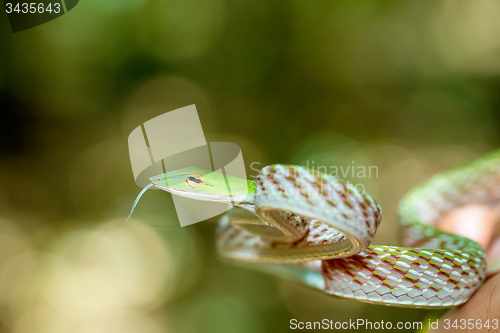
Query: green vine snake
128 151 500 308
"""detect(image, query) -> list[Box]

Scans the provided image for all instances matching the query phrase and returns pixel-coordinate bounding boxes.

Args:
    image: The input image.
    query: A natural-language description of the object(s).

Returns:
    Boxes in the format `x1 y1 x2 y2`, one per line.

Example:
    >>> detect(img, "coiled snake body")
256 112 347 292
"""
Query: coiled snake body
141 151 500 308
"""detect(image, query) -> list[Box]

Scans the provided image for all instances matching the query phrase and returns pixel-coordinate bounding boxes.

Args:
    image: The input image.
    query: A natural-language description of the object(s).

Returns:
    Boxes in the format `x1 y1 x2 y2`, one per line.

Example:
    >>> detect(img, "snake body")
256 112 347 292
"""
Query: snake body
145 151 500 308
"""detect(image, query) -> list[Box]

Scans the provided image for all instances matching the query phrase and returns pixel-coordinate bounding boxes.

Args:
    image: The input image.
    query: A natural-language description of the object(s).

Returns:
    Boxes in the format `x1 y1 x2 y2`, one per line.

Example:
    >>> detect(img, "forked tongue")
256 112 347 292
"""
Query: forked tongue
126 183 155 223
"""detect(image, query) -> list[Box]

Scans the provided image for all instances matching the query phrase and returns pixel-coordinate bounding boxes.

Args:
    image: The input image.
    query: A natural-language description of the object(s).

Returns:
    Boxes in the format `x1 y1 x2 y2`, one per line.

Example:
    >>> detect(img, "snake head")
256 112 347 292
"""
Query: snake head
150 167 252 204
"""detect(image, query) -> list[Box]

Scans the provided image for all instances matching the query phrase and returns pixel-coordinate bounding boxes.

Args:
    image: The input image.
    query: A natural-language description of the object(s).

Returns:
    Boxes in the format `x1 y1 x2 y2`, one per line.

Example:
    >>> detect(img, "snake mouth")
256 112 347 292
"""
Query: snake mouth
153 183 234 204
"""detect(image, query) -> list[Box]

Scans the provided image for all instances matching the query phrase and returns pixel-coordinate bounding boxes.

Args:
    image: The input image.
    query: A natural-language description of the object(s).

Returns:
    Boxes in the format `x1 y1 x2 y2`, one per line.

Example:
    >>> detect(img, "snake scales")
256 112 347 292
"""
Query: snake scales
133 151 500 308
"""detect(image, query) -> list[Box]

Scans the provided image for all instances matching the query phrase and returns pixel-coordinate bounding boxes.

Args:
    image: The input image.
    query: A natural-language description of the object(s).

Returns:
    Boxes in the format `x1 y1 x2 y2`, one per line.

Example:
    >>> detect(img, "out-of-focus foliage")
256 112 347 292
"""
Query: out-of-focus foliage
1 0 500 332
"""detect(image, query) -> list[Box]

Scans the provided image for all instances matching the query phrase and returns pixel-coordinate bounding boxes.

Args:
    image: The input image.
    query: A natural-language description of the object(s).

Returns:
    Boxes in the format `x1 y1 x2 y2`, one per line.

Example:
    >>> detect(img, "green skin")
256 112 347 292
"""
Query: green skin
127 167 257 223
149 167 257 206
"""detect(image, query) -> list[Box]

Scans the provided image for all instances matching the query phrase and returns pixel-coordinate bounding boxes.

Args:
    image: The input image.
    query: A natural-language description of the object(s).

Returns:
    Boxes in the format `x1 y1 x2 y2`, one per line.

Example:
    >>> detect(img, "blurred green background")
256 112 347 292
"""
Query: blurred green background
1 0 500 332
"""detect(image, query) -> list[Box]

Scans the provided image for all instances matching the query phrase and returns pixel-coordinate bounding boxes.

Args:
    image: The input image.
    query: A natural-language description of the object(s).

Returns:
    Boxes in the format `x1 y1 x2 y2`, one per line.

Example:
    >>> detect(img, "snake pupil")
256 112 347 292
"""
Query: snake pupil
188 176 202 184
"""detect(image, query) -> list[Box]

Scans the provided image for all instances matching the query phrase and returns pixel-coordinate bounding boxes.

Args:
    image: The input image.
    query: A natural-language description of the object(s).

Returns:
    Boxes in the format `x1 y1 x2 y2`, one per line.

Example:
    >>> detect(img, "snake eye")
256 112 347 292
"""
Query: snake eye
186 173 205 188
